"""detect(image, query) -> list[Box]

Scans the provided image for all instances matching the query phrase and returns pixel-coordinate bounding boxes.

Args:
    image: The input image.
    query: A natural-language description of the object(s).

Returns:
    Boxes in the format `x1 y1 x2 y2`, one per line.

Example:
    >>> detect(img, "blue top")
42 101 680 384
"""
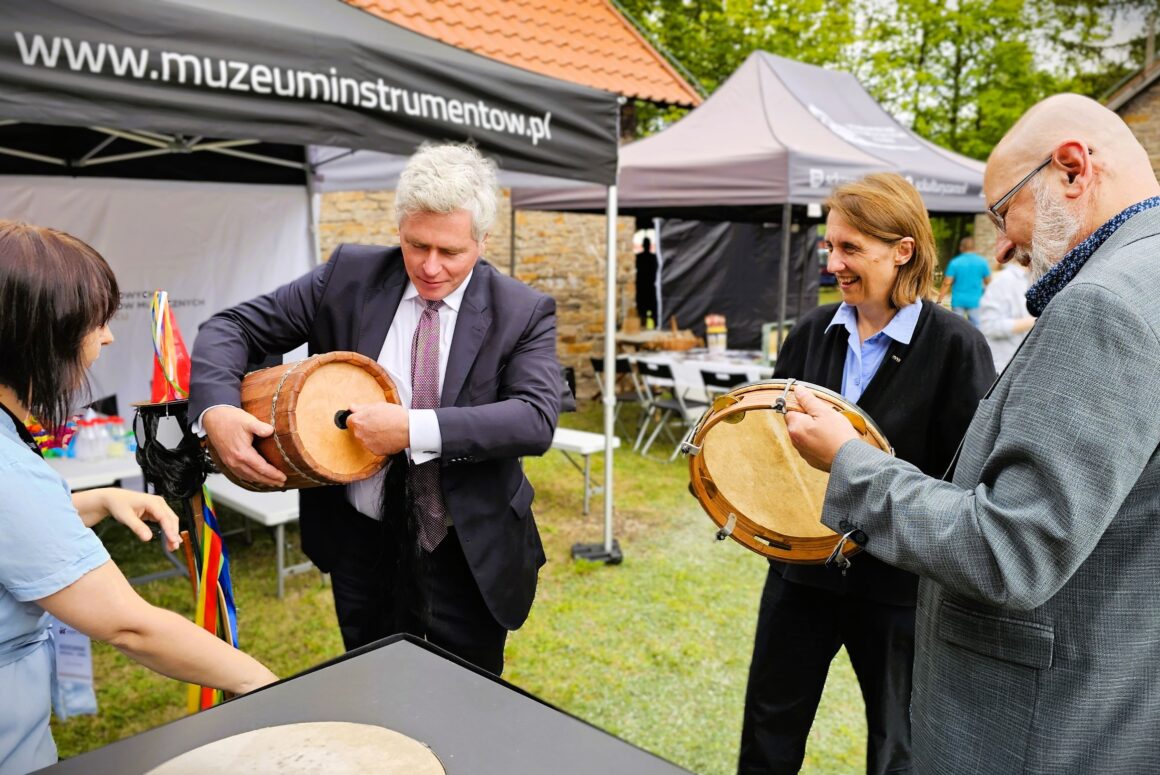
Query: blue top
0 410 109 774
827 301 921 404
945 252 991 309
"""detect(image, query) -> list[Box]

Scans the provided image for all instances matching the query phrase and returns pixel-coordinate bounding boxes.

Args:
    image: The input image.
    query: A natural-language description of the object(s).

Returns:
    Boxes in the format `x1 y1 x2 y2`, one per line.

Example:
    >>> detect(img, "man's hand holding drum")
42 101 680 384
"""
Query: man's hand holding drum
784 387 861 473
345 401 409 456
202 404 286 488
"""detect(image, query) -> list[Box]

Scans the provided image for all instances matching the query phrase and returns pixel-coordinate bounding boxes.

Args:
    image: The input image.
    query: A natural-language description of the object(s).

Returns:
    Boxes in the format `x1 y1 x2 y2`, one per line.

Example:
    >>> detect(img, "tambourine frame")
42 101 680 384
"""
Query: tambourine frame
683 379 892 564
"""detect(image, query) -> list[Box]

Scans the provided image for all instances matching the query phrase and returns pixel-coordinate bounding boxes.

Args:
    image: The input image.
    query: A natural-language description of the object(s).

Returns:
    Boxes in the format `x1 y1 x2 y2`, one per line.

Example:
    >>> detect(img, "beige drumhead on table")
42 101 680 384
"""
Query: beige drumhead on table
144 721 445 775
685 379 892 564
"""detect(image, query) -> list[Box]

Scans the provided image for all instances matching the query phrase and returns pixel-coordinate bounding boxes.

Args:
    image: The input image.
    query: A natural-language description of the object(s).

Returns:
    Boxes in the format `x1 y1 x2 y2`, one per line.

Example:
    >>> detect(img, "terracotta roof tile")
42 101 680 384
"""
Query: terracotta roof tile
346 0 702 106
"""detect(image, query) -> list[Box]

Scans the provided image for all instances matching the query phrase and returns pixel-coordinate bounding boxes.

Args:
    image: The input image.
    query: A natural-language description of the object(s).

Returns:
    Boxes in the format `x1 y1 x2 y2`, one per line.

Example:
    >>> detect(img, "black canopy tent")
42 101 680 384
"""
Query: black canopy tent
0 0 628 560
0 0 618 184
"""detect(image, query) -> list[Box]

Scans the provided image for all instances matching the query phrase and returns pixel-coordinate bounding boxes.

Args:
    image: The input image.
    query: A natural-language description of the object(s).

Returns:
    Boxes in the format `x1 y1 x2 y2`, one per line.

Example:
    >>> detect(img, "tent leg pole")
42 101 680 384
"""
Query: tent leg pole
509 195 517 276
571 184 622 565
653 216 664 325
777 203 792 352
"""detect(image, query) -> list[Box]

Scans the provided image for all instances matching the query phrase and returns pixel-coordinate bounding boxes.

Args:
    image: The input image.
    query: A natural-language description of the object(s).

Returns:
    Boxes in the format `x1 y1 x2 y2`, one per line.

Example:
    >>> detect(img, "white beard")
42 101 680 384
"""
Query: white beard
1023 179 1082 283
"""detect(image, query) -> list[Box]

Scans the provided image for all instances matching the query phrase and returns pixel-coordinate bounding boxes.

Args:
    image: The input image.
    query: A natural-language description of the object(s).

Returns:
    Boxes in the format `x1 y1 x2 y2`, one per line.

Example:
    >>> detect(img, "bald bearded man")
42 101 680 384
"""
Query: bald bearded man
781 94 1160 773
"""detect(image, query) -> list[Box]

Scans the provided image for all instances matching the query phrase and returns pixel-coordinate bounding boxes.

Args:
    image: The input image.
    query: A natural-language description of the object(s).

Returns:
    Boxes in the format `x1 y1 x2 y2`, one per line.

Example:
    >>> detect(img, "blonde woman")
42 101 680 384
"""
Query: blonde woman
738 175 994 774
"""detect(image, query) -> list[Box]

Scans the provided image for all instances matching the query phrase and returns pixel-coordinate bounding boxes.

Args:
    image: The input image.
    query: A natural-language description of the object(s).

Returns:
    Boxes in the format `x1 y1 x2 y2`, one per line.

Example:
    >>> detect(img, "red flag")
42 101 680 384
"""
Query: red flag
150 306 191 403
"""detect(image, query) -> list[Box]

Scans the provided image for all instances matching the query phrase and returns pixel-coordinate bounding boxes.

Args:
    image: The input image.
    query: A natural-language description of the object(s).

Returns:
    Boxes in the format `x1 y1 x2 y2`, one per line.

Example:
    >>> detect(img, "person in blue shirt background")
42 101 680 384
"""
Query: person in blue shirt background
0 221 277 775
937 237 992 326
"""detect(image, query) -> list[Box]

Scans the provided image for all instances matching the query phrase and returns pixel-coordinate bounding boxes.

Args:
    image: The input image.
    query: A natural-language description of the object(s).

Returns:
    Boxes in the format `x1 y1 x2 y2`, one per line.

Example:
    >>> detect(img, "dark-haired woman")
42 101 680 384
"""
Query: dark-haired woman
737 175 995 774
0 221 276 774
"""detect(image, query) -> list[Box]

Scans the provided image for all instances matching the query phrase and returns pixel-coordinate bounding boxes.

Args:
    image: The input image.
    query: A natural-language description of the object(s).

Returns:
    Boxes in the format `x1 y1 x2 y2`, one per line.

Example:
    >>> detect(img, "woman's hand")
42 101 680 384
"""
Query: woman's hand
72 488 182 551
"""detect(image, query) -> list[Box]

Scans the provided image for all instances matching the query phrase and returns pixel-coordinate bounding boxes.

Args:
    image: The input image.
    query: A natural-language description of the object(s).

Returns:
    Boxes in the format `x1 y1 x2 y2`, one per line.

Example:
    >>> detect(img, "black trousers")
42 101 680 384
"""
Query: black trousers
327 507 508 675
738 570 915 775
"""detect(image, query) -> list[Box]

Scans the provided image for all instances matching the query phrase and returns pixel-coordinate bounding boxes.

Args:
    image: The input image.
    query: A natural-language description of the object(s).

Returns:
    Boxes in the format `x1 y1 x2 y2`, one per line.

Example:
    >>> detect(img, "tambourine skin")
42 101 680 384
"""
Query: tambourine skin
210 351 400 491
684 379 892 563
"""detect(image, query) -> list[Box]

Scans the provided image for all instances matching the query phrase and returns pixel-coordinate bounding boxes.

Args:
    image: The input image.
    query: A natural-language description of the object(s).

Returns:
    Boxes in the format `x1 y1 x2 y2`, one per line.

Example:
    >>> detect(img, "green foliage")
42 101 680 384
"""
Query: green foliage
616 0 1147 161
616 0 856 134
849 0 1135 160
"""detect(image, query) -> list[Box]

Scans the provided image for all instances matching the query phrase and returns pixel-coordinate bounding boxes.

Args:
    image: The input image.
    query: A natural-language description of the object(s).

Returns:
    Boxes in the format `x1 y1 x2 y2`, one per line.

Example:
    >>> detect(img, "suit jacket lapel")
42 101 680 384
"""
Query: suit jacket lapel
857 302 928 407
355 259 407 359
441 263 493 406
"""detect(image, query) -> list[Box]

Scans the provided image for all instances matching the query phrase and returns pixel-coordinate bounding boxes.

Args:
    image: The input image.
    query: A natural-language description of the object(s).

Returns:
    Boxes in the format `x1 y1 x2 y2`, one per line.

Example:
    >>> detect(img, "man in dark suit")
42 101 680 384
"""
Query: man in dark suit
189 143 560 675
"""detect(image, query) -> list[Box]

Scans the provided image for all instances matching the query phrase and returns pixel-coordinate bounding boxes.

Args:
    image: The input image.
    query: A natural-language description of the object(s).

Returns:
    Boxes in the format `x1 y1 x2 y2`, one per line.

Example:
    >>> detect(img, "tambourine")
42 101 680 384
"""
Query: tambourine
682 379 892 564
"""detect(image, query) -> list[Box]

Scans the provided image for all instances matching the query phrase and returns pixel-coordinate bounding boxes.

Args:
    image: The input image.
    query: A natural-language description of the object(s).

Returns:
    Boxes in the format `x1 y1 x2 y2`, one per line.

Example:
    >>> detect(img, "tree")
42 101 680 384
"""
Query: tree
616 0 1144 161
849 0 1133 160
614 0 856 135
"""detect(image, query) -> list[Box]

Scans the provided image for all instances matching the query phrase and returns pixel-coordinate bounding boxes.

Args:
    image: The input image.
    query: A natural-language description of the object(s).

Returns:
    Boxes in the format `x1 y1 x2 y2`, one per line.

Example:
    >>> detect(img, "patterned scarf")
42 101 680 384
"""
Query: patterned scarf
1025 196 1160 316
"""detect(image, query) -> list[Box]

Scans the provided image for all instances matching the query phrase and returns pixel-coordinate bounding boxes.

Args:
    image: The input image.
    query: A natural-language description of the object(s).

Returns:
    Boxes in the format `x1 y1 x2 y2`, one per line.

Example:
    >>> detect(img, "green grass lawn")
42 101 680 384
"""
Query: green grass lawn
52 401 867 774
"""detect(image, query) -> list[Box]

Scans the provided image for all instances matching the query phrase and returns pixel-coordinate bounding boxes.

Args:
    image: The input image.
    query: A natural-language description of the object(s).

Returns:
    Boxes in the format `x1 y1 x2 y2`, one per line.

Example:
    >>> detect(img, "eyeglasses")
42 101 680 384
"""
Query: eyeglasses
986 147 1093 233
986 156 1052 234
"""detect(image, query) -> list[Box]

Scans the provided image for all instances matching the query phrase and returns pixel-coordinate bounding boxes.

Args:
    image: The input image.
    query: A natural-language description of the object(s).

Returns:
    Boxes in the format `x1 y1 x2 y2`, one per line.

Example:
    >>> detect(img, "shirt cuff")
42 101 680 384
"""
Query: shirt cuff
409 409 442 464
191 405 234 437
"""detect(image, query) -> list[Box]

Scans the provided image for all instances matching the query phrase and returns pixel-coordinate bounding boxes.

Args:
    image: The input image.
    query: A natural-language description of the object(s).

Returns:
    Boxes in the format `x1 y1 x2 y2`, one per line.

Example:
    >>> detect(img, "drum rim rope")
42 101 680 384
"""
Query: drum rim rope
269 357 331 488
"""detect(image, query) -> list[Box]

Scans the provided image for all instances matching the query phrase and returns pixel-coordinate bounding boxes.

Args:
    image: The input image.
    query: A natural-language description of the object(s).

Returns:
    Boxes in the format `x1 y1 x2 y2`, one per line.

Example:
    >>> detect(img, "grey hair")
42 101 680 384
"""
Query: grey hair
396 143 498 241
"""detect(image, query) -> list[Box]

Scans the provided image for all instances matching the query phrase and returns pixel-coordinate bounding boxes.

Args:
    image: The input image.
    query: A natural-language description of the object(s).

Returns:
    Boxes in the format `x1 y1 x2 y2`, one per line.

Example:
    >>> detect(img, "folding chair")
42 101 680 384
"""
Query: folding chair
700 369 750 400
591 356 644 438
635 359 708 461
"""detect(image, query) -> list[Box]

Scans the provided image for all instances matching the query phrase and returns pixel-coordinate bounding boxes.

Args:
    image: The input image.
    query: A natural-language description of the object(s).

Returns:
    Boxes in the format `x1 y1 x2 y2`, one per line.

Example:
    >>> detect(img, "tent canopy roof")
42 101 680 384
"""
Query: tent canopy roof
0 0 619 185
514 52 986 216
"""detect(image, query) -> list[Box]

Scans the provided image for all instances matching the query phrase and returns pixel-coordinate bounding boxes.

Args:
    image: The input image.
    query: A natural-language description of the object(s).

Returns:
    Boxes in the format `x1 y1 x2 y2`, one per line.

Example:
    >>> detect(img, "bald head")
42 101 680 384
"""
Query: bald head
986 94 1158 222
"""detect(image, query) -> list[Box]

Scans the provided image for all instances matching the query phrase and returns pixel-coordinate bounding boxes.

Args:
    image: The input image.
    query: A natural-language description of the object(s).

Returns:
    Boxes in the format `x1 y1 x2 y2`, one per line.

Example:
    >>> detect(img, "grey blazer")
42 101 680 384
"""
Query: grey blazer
822 206 1160 774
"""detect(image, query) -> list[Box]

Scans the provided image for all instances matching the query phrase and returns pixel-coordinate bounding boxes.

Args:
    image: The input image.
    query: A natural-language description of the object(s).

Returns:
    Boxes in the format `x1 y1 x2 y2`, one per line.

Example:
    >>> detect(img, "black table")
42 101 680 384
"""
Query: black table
40 635 689 774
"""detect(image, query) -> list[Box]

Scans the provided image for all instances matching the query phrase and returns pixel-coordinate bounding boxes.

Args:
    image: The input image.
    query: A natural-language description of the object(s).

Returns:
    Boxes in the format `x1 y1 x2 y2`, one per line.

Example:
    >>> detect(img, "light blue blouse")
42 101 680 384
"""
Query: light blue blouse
825 301 921 403
0 411 109 774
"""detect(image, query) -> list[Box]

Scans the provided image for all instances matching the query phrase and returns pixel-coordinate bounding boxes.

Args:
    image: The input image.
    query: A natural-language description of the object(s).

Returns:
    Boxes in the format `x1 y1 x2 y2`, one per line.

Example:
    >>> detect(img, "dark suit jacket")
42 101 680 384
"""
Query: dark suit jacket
770 300 994 605
189 244 561 630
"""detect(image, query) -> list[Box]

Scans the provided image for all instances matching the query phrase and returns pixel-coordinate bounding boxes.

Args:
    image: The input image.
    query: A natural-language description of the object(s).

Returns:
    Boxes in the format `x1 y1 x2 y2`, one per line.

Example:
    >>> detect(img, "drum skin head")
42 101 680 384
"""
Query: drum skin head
296 361 389 477
218 351 401 490
686 380 891 563
702 410 835 539
144 721 445 774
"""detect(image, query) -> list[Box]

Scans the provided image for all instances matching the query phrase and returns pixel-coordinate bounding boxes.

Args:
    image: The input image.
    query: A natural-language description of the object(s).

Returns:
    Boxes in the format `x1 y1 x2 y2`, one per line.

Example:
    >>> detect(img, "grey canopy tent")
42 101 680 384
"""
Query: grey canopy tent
513 51 983 214
513 51 985 355
0 0 627 559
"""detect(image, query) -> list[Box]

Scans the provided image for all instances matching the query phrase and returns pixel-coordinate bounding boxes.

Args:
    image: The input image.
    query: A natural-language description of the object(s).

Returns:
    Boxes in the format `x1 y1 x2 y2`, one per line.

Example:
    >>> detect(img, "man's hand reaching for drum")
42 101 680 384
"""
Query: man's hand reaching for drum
202 406 286 488
346 402 409 456
784 388 861 473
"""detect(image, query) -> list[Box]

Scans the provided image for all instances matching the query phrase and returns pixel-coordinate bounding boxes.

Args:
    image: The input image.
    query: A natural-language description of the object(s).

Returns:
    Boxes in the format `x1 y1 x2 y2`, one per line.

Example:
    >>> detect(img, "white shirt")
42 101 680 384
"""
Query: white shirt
978 264 1031 372
346 270 473 519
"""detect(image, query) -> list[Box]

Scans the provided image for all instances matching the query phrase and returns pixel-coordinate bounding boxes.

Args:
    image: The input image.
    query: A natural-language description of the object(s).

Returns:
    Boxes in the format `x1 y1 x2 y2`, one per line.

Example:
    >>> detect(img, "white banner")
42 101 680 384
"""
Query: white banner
0 176 313 415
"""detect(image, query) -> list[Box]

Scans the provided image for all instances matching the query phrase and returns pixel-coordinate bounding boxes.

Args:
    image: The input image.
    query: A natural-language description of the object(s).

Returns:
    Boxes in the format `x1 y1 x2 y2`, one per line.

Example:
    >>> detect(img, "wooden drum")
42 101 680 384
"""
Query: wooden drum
683 379 892 564
216 351 400 491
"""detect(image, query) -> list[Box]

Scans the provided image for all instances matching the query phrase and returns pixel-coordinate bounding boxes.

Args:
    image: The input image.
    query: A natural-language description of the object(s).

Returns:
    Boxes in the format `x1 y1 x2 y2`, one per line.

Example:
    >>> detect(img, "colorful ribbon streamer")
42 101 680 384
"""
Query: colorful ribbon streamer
150 291 189 400
186 486 239 713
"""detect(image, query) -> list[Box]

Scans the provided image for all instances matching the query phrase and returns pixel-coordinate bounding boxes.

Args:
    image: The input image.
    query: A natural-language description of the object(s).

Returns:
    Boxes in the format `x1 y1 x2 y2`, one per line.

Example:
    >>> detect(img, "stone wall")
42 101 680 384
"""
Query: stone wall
318 189 635 401
1116 77 1160 182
